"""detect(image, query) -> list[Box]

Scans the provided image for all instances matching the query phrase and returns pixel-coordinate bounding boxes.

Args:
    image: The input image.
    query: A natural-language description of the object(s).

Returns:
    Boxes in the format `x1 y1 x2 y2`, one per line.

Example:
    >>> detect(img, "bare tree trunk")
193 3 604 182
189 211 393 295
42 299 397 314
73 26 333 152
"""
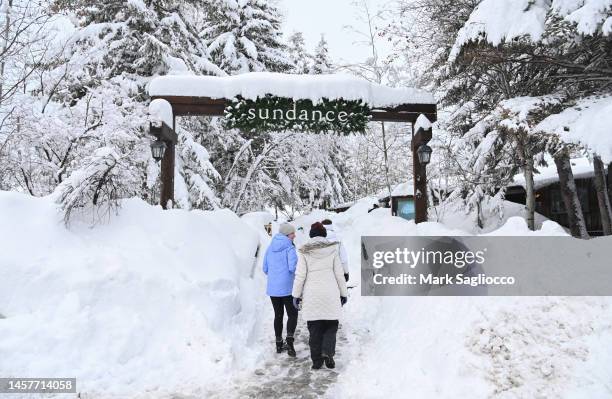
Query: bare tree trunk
0 0 13 107
608 162 612 206
593 155 612 235
554 152 589 239
516 137 536 230
380 122 392 197
523 161 536 231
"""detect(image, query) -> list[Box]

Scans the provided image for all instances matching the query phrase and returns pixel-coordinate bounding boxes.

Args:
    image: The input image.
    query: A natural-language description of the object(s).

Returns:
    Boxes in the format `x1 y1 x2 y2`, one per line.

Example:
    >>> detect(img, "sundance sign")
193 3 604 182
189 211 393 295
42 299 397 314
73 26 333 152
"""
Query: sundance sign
224 95 371 134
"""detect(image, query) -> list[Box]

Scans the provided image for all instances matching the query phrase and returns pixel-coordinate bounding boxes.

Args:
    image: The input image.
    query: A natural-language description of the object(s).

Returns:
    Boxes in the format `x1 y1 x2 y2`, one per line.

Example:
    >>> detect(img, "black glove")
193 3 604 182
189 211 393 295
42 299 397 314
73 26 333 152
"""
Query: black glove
293 297 302 310
340 296 347 306
344 273 349 282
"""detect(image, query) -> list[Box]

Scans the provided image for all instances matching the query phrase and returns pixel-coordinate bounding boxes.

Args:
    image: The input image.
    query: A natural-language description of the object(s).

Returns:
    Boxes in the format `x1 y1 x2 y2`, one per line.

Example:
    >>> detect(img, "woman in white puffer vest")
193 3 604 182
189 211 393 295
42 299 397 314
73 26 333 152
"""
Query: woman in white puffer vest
292 222 348 370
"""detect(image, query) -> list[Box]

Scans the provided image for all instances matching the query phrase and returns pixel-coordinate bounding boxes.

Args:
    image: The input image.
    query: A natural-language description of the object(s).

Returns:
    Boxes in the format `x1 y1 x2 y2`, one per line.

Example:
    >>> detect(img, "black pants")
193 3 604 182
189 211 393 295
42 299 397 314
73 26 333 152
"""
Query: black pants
307 320 339 361
270 296 298 339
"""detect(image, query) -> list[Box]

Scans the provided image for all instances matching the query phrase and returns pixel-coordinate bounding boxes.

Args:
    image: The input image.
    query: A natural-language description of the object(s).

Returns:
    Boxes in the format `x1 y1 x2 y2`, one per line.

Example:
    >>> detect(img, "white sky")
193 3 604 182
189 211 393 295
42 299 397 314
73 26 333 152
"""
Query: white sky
278 0 391 65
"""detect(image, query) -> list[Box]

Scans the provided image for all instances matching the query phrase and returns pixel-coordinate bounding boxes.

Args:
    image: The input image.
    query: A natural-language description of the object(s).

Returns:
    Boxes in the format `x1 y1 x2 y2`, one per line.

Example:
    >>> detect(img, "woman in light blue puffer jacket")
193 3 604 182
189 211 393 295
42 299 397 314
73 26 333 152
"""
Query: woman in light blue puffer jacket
263 223 298 356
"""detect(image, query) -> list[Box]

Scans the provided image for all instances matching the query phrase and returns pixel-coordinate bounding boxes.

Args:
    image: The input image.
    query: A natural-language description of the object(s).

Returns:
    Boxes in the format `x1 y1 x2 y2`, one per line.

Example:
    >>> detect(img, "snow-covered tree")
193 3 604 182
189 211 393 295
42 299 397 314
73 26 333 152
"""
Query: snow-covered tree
0 0 229 222
385 0 612 235
310 35 332 74
287 31 310 74
201 0 291 74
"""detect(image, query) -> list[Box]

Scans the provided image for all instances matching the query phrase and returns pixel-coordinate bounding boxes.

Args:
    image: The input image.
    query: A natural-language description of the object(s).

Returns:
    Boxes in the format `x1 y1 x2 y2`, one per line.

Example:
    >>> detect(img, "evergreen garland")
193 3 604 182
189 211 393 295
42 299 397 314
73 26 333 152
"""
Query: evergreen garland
224 95 371 134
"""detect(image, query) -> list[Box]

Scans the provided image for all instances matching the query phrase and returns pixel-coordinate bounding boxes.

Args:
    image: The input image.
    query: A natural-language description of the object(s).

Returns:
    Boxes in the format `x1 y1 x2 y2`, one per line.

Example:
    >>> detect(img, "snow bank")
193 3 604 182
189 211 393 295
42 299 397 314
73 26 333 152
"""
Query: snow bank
0 191 265 397
148 72 436 107
433 199 557 234
319 201 611 399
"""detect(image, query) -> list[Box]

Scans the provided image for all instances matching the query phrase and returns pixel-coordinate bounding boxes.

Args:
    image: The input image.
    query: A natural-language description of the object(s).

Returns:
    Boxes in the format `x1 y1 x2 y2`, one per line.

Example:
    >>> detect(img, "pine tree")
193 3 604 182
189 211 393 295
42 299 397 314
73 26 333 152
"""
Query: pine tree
310 35 332 74
287 31 310 74
201 0 291 74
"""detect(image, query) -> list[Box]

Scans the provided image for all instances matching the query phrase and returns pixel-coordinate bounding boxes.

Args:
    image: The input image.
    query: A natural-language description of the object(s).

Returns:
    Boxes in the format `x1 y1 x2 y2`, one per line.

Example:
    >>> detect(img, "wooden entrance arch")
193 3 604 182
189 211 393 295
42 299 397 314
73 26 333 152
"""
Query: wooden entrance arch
147 73 436 222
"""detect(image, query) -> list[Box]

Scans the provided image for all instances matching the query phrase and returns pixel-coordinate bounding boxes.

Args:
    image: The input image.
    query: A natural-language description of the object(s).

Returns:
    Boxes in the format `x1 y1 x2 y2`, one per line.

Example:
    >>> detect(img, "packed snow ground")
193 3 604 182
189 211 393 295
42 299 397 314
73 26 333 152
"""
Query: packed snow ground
0 192 611 398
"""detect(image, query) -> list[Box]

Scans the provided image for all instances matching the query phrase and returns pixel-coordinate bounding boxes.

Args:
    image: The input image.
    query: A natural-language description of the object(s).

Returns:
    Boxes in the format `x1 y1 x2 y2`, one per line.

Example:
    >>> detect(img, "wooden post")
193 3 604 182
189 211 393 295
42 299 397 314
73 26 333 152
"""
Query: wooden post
412 126 432 224
160 141 175 209
149 121 178 210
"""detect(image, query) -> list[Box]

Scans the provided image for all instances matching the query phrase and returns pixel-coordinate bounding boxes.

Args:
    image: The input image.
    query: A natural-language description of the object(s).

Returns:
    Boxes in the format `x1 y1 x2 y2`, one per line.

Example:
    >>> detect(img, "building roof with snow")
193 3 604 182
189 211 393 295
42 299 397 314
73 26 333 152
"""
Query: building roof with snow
511 158 594 190
148 73 436 108
378 183 415 200
392 182 415 197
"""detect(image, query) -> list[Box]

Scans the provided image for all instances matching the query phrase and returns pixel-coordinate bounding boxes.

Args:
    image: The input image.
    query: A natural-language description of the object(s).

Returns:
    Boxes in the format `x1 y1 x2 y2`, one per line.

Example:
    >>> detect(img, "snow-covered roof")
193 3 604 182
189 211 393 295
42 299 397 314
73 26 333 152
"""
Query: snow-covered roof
536 95 612 163
511 158 595 190
148 73 436 108
331 201 355 210
391 182 415 197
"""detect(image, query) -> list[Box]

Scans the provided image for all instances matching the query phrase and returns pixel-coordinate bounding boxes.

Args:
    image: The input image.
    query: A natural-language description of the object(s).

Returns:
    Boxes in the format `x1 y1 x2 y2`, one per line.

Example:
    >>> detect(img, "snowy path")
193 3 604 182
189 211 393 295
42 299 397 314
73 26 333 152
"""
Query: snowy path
204 317 355 399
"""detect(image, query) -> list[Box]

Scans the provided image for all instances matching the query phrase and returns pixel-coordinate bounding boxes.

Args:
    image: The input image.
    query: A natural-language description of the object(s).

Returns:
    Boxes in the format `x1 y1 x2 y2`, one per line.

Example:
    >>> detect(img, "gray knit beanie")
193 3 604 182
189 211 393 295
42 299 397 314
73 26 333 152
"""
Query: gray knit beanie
279 223 296 236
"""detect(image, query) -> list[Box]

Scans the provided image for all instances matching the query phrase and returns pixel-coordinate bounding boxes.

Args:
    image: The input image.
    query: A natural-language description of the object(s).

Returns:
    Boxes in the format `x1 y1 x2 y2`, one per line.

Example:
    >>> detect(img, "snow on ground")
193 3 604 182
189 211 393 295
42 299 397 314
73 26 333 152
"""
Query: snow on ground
148 72 436 107
432 199 560 234
1 191 610 398
0 191 268 398
314 202 612 399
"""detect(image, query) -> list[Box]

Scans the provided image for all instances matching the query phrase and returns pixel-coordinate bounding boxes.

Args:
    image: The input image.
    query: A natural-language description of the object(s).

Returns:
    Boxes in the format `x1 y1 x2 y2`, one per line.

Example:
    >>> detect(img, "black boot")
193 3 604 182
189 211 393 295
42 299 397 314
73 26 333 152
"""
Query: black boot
311 359 323 369
322 354 335 369
276 338 284 354
286 337 296 357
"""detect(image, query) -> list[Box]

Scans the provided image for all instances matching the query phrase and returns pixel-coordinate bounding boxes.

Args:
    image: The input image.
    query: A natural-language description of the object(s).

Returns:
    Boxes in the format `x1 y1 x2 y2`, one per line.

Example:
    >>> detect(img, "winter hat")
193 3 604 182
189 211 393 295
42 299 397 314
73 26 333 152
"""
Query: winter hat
309 222 327 238
279 223 296 236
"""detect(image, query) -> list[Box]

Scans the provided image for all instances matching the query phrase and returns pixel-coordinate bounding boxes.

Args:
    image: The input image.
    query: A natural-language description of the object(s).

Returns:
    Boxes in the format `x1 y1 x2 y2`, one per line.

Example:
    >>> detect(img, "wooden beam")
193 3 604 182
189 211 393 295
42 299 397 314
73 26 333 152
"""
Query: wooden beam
371 111 437 123
151 95 437 123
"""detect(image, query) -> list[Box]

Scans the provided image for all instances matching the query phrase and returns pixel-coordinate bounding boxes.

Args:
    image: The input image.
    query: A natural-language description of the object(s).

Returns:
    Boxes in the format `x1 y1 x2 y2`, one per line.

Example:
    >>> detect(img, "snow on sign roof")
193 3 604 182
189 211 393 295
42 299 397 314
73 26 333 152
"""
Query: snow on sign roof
148 72 436 108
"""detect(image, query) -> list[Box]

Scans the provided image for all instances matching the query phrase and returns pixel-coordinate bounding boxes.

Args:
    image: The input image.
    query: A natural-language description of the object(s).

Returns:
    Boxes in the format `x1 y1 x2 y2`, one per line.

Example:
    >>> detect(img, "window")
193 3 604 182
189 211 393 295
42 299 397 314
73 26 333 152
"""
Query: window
397 198 415 220
550 185 590 214
551 189 564 214
578 185 590 213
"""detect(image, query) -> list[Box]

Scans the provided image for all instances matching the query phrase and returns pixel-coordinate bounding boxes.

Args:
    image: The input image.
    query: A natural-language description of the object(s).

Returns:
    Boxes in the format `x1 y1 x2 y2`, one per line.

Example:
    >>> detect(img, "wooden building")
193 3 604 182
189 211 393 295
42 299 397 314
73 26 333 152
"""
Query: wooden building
505 159 609 236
